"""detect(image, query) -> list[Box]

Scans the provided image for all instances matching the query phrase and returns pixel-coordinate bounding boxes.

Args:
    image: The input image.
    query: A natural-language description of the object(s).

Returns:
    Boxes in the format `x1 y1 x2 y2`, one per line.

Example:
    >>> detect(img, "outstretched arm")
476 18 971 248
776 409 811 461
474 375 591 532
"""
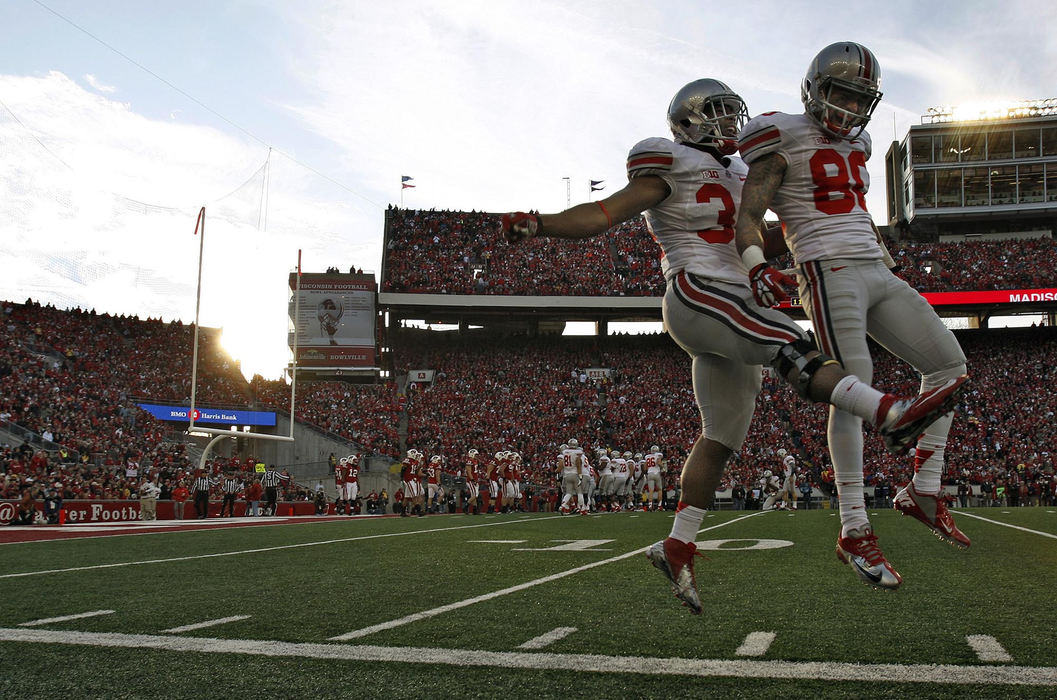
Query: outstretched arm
502 175 669 242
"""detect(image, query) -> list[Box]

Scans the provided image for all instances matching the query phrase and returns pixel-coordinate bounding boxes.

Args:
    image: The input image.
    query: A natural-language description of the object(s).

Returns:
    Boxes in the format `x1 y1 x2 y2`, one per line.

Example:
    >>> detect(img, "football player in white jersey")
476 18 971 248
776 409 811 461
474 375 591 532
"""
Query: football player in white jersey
596 454 615 511
611 451 631 510
644 446 665 511
557 441 584 515
760 469 783 510
501 79 965 614
778 449 798 510
736 42 971 590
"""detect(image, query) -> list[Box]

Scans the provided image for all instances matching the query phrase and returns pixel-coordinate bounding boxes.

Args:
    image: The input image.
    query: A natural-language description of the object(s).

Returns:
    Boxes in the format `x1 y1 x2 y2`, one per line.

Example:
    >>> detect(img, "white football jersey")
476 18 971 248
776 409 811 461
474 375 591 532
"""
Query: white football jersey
782 454 796 476
738 112 882 263
626 136 749 285
560 448 584 475
644 450 663 475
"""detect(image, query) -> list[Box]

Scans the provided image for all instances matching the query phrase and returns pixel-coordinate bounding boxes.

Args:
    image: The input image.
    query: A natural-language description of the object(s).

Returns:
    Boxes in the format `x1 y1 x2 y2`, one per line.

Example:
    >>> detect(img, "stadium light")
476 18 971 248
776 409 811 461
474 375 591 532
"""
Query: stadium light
922 97 1057 124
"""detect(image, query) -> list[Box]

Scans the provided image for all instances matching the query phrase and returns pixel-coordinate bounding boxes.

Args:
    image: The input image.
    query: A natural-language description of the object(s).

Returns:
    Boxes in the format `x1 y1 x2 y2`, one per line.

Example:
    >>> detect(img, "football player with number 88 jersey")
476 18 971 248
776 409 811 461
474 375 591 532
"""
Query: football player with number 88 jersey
500 78 967 612
736 42 971 592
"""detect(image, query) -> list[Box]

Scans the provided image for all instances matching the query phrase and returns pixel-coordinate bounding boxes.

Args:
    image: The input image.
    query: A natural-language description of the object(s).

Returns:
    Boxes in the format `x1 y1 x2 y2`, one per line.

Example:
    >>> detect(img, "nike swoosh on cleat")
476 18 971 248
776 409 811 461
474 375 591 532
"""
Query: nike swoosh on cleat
830 266 847 272
854 560 883 584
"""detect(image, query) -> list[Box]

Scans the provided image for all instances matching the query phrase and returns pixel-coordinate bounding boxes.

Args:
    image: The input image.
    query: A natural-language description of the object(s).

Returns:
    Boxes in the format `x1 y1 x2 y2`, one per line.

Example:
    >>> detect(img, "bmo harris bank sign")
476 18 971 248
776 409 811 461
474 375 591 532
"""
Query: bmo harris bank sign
137 403 276 427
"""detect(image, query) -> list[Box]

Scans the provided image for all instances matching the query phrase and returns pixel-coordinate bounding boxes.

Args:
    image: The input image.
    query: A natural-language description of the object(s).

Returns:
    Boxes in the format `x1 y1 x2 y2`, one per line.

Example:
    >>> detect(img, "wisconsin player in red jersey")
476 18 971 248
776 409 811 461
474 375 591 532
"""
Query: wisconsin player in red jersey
736 43 970 591
501 77 966 613
334 456 348 514
425 455 443 514
343 454 360 514
463 449 482 515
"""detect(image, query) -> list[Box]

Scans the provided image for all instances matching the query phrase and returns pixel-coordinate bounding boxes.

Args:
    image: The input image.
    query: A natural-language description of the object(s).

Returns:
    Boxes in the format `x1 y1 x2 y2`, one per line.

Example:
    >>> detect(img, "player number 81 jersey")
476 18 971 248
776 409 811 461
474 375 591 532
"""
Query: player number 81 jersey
626 136 749 286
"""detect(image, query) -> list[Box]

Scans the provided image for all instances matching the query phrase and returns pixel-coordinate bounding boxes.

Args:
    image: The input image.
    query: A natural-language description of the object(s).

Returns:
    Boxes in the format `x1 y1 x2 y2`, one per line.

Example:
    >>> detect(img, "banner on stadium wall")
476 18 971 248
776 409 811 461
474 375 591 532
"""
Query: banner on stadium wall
778 287 1057 309
288 273 378 368
136 403 276 426
408 369 435 383
0 500 318 523
585 368 613 381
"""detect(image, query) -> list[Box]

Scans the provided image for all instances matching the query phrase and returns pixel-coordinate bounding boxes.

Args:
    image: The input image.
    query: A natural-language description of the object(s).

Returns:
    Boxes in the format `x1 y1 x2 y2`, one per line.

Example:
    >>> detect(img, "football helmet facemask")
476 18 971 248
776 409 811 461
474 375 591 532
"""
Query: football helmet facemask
667 78 748 155
801 41 882 139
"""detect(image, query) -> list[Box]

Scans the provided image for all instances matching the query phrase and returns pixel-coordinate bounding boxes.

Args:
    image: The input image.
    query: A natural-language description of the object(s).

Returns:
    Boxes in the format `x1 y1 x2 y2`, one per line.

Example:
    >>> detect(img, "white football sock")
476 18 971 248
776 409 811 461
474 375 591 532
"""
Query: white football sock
670 504 706 543
829 376 887 427
911 414 953 494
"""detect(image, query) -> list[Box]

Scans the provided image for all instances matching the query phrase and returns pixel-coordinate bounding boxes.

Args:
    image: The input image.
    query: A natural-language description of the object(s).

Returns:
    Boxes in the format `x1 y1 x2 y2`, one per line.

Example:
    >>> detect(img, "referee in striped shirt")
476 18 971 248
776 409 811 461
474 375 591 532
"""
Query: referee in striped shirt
220 473 243 517
191 471 217 519
262 467 290 516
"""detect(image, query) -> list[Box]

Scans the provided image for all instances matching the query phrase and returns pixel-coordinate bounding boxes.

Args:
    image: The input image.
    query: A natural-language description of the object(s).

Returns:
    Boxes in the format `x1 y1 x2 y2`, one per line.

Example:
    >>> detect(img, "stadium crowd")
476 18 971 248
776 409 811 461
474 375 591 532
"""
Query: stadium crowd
381 207 1057 297
4 298 1057 518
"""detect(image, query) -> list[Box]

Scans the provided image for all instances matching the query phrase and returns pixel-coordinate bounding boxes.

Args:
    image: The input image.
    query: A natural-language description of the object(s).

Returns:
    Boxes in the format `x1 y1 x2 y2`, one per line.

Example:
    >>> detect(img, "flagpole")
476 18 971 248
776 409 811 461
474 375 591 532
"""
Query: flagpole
562 177 570 209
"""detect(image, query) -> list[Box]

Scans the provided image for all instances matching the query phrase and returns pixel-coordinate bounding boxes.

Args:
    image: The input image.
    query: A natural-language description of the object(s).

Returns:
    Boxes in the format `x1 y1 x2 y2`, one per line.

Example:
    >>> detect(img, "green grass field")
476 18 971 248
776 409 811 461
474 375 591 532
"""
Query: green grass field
1 507 1055 698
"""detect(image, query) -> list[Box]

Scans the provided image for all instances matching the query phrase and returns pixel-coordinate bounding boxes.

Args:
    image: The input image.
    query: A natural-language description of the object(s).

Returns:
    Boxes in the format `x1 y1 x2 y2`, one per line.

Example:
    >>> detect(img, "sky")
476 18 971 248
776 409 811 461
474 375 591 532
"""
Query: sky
2 0 1056 380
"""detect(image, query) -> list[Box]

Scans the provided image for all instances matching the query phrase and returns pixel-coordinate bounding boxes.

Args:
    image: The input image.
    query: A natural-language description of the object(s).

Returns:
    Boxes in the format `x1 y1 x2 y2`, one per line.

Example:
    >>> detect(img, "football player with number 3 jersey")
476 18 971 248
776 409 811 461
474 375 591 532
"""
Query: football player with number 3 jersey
500 77 967 613
736 42 971 591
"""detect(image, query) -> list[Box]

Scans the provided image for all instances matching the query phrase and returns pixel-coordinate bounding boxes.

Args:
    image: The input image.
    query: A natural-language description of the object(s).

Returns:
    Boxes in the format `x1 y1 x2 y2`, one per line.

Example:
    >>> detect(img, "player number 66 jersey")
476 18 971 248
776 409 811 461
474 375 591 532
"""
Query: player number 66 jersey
626 136 749 286
737 111 881 263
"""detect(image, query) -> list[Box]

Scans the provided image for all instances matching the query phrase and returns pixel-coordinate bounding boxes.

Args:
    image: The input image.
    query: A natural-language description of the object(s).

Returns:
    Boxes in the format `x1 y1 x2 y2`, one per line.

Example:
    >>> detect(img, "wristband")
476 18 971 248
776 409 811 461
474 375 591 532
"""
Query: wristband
740 245 767 271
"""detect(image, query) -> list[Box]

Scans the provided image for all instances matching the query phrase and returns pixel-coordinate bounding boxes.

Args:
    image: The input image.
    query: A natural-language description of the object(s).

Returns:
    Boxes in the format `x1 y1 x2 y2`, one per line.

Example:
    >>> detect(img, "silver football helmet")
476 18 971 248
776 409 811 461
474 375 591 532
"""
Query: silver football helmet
568 438 578 448
667 78 748 155
801 42 882 139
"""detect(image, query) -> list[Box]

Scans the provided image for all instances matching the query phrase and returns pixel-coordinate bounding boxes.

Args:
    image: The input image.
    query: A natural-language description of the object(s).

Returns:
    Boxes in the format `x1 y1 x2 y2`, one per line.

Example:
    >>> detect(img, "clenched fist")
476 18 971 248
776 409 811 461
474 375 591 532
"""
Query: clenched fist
500 212 541 243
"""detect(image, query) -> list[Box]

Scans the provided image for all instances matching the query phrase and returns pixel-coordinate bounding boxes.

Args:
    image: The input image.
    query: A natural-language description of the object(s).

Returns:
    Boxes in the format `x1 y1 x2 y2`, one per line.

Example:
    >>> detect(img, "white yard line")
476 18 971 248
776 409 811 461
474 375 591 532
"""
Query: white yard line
967 635 1013 663
19 610 114 627
0 516 565 580
1 628 1056 686
956 512 1057 539
331 512 765 641
162 616 252 634
518 627 577 650
735 632 776 657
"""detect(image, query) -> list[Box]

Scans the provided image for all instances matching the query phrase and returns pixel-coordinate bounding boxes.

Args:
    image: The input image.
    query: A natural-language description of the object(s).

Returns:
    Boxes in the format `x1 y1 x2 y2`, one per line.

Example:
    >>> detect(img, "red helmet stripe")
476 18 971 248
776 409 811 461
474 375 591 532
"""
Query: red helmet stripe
859 45 874 82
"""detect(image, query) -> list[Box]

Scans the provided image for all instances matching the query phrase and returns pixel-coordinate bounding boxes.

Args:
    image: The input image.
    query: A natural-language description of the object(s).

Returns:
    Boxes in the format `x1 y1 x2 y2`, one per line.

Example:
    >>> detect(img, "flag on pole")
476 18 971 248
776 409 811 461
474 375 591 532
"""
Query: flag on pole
401 175 416 189
590 179 605 192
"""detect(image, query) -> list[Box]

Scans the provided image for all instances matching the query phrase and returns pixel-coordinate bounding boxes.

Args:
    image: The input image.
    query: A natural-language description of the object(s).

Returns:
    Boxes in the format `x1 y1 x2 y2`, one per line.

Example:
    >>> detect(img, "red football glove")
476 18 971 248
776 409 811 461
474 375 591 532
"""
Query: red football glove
500 212 540 243
748 263 795 307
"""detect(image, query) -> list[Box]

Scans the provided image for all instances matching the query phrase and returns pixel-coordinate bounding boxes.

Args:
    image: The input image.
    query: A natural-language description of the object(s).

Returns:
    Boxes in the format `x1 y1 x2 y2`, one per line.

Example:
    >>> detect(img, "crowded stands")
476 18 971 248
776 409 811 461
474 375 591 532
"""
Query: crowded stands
3 294 1057 515
382 207 1057 296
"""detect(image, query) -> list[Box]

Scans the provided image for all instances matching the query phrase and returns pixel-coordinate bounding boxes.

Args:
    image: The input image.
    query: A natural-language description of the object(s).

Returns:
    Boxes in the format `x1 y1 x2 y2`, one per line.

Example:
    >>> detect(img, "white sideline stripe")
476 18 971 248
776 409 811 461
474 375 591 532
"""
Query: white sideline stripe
2 628 1057 686
956 512 1057 540
518 627 577 649
162 616 252 634
967 635 1013 663
331 512 765 641
0 515 565 580
735 631 776 657
19 610 115 627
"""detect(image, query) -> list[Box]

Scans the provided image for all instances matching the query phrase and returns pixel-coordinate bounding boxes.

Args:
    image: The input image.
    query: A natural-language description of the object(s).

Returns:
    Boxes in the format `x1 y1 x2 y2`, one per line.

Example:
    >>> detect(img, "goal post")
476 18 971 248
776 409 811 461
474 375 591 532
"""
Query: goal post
186 207 297 471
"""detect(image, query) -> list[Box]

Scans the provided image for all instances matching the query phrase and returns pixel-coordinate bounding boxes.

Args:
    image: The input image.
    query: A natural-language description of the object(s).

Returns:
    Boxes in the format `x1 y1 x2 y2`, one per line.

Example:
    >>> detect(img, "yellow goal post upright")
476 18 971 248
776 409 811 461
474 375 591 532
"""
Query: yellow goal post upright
186 207 296 472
